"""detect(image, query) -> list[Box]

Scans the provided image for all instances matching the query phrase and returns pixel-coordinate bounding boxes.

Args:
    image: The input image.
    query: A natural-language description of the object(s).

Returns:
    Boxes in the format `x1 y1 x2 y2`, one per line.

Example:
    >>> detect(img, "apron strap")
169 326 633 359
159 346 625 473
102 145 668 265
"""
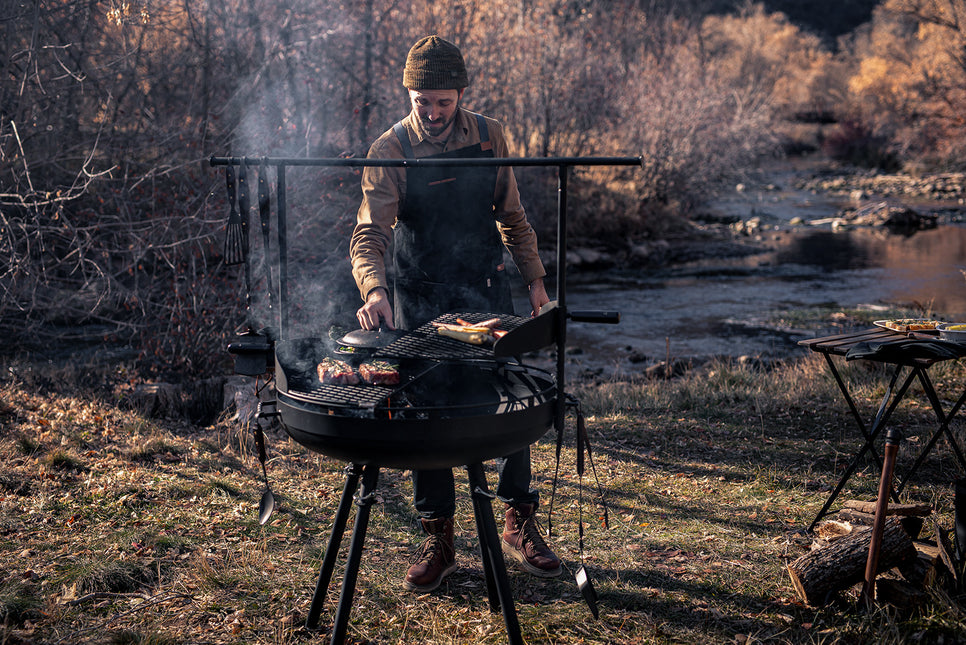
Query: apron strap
394 115 490 156
393 121 415 159
476 113 491 152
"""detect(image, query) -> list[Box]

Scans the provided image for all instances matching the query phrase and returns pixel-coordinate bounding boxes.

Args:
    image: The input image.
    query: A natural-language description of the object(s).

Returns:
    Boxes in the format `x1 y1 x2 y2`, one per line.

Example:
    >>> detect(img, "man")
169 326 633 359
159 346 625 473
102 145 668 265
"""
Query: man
349 35 561 592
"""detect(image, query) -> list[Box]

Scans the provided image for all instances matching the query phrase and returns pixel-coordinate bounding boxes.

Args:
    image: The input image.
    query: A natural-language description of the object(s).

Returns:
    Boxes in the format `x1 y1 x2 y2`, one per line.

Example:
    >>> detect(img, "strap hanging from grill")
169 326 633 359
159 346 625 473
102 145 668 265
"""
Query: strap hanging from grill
545 394 607 620
546 395 609 537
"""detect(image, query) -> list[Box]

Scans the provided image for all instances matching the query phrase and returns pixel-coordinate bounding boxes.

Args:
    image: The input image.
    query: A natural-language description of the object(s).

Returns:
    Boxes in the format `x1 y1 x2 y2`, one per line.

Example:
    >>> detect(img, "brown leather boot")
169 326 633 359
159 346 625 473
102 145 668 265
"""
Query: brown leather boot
404 517 457 592
501 502 562 577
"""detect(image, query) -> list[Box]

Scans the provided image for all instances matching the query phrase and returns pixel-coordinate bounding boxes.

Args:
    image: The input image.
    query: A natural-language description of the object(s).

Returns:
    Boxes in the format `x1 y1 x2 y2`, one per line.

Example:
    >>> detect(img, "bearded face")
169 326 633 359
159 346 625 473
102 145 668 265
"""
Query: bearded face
409 88 463 138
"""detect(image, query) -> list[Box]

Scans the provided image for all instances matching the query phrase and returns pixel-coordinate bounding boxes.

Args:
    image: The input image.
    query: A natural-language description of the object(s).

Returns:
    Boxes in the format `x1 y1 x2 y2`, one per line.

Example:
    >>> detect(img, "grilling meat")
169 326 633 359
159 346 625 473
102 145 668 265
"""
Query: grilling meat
358 360 400 385
437 327 490 344
318 357 359 385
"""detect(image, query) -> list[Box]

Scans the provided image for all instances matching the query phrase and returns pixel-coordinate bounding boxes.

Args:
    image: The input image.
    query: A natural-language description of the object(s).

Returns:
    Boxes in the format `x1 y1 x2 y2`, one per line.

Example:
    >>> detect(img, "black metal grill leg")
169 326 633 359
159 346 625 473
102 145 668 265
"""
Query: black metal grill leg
467 462 523 645
470 468 500 612
306 463 364 630
330 464 380 645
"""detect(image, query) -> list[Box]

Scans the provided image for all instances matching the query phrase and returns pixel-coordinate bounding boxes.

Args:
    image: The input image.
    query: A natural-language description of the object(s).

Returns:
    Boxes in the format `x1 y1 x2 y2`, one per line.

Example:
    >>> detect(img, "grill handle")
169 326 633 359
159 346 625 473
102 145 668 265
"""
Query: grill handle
569 310 620 324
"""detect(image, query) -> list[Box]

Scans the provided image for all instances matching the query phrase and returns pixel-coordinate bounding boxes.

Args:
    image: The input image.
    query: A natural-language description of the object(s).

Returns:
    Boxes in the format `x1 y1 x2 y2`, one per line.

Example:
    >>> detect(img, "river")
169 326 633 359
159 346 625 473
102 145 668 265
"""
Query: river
541 163 966 375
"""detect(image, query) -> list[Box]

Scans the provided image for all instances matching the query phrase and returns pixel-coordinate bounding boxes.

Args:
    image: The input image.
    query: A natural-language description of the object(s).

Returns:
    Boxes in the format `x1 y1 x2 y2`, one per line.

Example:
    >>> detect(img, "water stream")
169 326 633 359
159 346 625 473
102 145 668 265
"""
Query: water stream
537 163 966 373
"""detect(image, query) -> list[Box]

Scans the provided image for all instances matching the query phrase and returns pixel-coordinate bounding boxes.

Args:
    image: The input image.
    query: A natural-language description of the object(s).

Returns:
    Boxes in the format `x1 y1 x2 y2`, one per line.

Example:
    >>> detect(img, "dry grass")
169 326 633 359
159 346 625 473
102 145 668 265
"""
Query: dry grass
1 351 965 644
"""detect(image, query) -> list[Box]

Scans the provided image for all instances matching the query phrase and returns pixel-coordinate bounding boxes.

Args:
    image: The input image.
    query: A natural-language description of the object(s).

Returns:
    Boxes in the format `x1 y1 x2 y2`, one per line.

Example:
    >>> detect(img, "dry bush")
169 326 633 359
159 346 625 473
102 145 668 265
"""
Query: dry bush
621 16 780 217
701 2 835 119
837 0 966 168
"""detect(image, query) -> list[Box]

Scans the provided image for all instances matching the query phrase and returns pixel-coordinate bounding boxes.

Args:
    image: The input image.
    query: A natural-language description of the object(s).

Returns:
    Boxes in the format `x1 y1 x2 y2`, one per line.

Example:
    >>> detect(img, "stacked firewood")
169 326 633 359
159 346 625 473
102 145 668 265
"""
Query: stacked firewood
787 500 960 607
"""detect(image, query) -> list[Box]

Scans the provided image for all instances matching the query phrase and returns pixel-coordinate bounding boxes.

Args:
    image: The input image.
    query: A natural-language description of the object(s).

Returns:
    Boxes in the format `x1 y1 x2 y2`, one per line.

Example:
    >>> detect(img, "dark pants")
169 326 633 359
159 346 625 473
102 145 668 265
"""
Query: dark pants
413 446 539 519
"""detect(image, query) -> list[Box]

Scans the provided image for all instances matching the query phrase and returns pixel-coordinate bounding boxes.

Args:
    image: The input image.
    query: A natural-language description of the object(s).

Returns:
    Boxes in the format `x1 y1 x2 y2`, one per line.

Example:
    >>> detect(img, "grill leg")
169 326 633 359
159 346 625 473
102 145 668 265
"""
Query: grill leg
330 464 380 645
305 463 364 630
470 472 500 612
467 462 523 645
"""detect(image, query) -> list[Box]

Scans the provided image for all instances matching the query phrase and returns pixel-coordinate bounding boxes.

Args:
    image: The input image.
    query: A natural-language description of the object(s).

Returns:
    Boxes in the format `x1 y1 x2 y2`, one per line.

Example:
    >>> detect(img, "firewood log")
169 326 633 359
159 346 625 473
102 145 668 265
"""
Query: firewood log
787 517 916 606
843 500 932 516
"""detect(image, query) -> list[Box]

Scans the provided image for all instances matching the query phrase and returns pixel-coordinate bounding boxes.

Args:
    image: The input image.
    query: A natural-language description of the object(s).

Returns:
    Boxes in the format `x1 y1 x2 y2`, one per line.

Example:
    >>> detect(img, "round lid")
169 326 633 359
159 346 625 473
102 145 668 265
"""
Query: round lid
337 328 405 349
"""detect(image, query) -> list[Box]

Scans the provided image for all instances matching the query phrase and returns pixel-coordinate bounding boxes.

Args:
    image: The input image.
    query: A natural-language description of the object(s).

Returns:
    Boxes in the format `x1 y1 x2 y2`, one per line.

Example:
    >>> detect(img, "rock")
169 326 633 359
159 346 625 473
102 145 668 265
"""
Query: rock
645 359 690 379
839 200 938 229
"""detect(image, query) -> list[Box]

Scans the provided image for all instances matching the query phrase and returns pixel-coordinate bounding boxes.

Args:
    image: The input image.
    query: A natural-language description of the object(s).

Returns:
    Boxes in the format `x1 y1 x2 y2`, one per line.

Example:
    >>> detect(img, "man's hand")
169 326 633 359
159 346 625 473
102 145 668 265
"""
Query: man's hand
357 287 395 330
528 278 550 317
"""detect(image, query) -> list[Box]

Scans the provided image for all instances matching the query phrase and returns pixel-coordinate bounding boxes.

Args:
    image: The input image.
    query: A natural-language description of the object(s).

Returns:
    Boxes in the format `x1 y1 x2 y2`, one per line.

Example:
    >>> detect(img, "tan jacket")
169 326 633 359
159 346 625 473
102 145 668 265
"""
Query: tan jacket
349 108 546 301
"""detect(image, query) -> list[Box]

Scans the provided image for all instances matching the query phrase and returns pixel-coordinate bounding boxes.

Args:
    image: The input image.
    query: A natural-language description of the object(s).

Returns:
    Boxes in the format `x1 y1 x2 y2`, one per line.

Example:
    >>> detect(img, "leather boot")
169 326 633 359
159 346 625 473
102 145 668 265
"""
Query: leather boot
501 502 562 577
404 517 457 592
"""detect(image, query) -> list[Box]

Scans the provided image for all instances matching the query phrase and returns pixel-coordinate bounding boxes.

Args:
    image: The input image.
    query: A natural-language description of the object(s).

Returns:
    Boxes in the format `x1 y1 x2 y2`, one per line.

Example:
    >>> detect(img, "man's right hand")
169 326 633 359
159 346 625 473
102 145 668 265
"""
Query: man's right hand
356 287 395 330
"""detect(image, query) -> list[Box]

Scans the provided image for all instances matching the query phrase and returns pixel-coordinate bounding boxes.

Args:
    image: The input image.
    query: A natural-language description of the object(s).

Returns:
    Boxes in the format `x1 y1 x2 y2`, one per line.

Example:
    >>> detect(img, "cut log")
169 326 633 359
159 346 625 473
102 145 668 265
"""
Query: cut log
875 577 929 608
837 508 876 525
815 520 854 541
837 508 924 538
897 541 950 587
843 500 932 516
788 517 916 606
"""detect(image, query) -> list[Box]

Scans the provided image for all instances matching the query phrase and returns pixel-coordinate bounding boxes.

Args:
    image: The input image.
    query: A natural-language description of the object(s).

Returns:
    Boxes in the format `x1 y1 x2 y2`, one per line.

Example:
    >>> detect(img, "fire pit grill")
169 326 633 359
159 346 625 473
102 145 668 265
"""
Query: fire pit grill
275 311 558 470
210 153 639 645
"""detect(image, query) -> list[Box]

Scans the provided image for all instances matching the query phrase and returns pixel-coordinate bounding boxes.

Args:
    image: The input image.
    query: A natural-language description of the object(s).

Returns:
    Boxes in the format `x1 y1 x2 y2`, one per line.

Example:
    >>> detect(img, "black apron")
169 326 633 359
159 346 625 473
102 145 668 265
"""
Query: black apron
391 114 514 330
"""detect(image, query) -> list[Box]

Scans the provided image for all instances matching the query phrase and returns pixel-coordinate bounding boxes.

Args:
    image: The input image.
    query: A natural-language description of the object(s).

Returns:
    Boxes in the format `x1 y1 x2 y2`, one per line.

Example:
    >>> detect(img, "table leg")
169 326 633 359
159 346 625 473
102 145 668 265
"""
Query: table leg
895 369 966 495
810 363 914 530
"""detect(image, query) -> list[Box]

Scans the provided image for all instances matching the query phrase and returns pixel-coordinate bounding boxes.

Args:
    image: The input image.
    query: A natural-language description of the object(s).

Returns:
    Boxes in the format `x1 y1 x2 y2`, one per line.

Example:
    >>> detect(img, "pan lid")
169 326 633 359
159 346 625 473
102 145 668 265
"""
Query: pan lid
338 328 405 349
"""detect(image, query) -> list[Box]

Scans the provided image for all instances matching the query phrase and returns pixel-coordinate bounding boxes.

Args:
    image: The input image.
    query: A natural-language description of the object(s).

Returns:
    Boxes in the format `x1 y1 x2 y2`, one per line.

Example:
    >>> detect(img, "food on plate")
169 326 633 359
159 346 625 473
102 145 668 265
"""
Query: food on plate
318 357 359 385
358 360 400 385
875 319 942 332
946 324 966 331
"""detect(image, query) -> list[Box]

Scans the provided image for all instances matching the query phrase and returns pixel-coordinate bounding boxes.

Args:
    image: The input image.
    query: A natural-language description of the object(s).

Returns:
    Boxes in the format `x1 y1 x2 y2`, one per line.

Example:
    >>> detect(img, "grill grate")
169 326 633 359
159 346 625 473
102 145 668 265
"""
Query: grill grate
284 382 395 409
376 312 528 361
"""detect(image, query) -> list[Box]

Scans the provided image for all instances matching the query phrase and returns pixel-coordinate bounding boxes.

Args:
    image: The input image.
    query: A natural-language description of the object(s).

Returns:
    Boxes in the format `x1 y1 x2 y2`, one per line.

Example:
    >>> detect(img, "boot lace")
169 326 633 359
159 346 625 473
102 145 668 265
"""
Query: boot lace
409 533 453 565
519 513 551 554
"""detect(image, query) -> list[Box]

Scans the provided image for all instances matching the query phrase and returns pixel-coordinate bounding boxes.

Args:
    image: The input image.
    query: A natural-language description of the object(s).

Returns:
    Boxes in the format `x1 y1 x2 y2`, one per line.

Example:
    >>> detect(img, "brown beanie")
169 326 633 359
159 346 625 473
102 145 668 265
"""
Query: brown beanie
402 35 468 90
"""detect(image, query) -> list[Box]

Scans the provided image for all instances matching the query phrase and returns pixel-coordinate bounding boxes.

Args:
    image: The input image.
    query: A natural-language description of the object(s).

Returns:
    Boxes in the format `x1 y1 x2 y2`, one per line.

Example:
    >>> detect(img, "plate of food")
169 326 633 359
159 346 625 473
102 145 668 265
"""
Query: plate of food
873 319 943 333
937 322 966 343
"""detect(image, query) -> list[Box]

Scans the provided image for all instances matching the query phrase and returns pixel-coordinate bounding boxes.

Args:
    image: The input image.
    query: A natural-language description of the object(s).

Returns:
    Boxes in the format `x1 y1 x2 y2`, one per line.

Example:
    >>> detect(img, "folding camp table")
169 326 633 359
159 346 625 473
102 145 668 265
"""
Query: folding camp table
799 327 966 531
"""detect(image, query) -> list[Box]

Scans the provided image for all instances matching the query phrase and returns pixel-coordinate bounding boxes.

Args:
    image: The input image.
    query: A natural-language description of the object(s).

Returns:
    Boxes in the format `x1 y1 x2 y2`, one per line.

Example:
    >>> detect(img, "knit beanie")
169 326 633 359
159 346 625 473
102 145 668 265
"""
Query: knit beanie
402 35 468 90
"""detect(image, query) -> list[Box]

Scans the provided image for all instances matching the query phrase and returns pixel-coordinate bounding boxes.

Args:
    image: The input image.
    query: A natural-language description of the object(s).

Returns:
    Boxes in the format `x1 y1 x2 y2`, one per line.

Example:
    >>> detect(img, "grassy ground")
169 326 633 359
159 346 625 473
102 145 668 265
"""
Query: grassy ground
2 348 966 644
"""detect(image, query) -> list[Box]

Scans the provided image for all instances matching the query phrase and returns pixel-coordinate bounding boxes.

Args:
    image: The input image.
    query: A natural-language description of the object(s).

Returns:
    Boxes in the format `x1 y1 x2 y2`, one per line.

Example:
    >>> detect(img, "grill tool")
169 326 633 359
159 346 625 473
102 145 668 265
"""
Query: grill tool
223 165 245 265
253 406 276 525
257 163 273 318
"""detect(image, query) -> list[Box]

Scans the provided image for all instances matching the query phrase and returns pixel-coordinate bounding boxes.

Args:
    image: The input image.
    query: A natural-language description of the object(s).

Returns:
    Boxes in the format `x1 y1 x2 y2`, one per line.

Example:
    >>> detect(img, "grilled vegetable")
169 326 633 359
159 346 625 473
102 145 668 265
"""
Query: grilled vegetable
456 317 501 329
433 322 498 334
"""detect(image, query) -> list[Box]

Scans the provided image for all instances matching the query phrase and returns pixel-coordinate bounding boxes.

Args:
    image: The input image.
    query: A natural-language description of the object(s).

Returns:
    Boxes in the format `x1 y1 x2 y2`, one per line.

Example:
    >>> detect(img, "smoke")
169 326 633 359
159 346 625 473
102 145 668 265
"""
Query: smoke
229 79 363 338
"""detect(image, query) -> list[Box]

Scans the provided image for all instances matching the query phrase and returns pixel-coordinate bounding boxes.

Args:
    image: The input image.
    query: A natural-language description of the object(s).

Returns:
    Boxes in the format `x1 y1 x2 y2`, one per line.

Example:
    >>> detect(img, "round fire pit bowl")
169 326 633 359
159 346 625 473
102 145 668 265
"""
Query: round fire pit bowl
274 338 557 470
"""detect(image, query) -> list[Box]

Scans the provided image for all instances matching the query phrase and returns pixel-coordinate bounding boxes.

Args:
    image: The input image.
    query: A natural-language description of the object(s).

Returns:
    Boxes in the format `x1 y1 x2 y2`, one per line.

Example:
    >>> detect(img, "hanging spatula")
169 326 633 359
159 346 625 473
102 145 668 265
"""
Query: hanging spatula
224 165 245 266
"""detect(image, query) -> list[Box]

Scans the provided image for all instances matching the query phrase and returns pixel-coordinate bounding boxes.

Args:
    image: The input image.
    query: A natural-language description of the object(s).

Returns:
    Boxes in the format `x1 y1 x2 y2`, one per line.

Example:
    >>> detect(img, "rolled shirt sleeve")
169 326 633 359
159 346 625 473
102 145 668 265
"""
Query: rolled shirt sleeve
350 137 403 301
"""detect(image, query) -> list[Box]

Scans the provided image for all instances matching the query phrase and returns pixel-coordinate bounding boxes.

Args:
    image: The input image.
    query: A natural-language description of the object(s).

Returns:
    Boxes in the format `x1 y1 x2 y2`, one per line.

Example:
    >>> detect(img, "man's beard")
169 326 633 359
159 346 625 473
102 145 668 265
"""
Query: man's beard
421 100 460 136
